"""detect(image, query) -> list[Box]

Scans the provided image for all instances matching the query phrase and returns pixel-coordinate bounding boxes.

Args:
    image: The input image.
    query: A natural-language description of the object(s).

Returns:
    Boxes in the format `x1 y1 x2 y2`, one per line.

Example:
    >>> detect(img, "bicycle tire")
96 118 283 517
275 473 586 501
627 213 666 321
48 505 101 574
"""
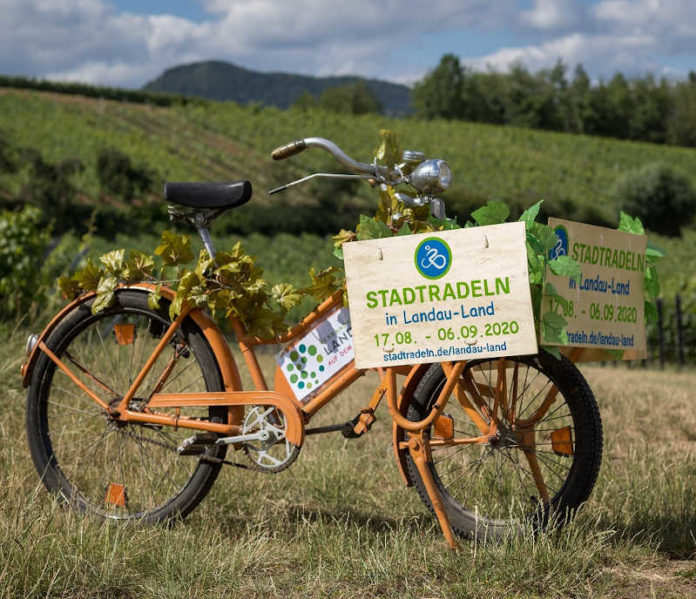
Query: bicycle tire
404 351 602 541
26 289 228 522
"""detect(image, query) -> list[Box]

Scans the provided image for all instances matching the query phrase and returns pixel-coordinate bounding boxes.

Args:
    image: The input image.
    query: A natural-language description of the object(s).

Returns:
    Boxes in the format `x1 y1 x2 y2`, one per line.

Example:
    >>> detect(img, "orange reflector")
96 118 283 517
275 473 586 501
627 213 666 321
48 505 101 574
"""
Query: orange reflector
551 426 574 456
105 483 127 507
114 323 136 345
433 413 454 439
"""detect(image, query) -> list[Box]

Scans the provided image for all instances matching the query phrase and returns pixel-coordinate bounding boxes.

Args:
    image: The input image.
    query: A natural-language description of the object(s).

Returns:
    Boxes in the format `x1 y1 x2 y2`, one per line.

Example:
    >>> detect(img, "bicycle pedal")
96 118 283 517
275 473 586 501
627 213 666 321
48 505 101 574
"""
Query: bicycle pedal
177 432 218 455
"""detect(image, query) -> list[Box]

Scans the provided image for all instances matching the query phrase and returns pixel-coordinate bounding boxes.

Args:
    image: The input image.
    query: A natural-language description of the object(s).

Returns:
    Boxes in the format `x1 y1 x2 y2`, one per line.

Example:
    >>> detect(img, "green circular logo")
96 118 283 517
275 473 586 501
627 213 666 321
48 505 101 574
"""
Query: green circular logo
414 237 452 280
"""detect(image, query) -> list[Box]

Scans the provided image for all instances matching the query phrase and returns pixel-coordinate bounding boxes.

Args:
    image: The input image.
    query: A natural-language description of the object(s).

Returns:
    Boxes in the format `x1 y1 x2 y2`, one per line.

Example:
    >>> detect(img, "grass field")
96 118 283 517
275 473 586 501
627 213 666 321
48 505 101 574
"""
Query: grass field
2 323 696 598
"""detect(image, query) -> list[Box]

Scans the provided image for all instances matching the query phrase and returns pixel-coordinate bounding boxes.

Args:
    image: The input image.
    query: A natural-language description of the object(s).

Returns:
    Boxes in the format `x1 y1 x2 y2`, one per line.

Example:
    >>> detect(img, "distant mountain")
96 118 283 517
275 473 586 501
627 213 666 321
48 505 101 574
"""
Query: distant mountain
142 60 412 115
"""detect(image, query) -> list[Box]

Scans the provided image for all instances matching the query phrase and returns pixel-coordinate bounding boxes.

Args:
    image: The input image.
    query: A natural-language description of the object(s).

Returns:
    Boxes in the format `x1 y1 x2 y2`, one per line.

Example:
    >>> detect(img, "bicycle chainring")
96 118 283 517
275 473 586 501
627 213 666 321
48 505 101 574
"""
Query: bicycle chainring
242 406 300 473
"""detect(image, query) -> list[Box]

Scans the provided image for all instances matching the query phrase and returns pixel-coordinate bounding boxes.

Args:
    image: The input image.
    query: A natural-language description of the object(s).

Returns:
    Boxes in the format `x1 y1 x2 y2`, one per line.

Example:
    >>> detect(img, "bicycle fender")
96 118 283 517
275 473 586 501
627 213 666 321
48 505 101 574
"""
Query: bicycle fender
21 285 244 396
392 364 431 486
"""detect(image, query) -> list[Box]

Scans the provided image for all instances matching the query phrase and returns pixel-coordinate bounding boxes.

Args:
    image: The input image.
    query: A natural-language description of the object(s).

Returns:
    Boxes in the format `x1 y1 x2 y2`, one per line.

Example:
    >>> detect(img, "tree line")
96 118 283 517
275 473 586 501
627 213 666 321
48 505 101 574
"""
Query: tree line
412 54 696 147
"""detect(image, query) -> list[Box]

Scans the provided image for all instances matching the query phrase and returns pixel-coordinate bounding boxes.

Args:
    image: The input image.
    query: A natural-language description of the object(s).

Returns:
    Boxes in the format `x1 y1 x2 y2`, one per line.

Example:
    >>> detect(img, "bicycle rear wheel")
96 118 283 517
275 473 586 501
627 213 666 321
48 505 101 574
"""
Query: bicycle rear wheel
405 351 602 541
26 289 228 522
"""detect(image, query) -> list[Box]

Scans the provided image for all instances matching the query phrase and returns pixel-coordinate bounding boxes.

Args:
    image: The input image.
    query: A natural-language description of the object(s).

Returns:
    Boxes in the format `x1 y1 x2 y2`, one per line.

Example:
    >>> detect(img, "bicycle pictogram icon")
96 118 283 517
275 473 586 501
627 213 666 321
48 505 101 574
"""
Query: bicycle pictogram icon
415 237 452 279
550 225 569 261
420 244 448 271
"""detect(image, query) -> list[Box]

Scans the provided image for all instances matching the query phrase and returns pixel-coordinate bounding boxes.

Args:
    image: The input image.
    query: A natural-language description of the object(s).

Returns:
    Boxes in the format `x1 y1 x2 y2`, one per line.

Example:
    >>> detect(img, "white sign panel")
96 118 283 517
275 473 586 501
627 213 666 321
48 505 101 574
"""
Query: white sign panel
276 307 354 402
542 218 647 355
343 222 538 369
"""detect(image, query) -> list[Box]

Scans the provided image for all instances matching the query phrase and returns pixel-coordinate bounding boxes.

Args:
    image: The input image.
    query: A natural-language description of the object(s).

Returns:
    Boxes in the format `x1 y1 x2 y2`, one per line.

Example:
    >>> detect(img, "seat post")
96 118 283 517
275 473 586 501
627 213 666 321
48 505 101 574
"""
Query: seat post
196 224 217 259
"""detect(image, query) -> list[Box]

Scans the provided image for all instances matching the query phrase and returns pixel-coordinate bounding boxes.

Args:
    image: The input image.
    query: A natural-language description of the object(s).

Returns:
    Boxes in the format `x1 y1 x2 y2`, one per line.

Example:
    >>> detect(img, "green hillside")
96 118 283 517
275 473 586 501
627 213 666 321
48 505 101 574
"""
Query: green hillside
142 60 411 115
3 86 696 234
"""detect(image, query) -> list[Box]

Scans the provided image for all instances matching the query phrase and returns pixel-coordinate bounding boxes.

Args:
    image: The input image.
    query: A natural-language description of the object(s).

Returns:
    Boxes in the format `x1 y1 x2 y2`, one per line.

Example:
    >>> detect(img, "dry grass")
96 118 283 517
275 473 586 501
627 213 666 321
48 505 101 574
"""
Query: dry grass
2 326 696 597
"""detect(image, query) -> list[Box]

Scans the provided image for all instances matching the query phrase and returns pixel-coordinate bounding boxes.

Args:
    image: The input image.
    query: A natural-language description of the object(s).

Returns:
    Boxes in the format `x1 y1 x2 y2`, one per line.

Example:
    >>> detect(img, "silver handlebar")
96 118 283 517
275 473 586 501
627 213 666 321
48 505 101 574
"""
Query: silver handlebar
301 137 390 178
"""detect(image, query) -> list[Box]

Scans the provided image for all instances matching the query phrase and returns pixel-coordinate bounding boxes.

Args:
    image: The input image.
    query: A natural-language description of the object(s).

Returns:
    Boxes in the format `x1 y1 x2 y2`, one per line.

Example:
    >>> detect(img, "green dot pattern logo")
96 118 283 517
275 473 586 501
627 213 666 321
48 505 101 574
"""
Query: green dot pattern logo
283 343 323 394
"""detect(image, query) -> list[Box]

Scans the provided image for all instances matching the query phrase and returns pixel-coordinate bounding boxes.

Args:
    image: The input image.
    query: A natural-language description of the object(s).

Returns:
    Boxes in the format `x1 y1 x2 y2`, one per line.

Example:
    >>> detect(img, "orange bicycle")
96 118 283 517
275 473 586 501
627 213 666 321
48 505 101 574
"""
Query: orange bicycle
22 137 602 546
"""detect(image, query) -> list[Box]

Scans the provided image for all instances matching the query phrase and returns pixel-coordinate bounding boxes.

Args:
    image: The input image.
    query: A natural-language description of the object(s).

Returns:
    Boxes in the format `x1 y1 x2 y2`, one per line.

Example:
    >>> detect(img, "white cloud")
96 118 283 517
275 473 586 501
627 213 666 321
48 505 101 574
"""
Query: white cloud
1 0 696 88
520 0 584 31
460 0 696 79
0 0 517 87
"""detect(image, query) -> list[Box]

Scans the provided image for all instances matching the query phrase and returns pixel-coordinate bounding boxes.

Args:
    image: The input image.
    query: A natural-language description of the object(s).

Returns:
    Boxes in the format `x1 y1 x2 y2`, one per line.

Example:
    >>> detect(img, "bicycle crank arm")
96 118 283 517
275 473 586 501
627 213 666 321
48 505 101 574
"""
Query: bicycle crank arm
214 430 272 445
177 430 272 455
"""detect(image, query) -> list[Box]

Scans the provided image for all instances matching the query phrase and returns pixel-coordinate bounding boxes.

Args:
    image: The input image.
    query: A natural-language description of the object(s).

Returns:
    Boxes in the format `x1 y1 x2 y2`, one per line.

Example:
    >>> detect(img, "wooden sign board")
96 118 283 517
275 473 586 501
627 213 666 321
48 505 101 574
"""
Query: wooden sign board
542 218 647 359
343 222 538 369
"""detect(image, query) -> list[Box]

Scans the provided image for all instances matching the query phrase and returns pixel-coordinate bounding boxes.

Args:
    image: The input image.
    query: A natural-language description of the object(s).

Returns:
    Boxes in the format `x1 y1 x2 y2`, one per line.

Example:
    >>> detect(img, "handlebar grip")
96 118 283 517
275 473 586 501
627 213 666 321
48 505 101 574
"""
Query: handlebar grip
271 140 306 160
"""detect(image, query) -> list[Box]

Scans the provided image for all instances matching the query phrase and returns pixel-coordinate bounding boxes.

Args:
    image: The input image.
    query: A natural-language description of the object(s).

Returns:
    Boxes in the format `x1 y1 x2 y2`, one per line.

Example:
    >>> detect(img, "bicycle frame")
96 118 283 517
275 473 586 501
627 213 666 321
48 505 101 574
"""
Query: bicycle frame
22 282 574 548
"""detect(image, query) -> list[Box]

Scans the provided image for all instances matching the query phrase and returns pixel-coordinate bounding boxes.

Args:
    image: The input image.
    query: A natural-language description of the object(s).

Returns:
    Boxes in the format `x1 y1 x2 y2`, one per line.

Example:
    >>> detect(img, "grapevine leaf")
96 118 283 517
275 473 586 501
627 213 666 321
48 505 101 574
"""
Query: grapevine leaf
148 285 162 310
332 228 356 258
618 211 645 235
356 215 391 240
646 243 664 259
123 250 155 282
396 222 413 236
427 215 459 230
155 230 194 266
57 275 81 299
247 306 286 339
271 283 303 311
644 299 658 325
529 283 542 322
73 259 102 291
194 249 216 278
545 282 569 311
532 222 559 252
375 186 405 225
99 249 125 275
541 310 568 345
303 266 341 301
373 129 402 168
91 276 117 314
332 229 357 248
526 241 542 285
645 265 660 299
548 255 581 281
471 200 509 226
544 346 562 360
518 199 543 228
169 271 200 318
646 242 664 266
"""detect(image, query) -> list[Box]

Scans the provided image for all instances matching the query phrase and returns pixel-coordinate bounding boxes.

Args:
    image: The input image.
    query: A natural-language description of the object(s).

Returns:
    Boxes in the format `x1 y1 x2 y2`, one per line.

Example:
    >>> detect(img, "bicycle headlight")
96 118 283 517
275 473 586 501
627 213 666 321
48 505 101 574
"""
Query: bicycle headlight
410 159 452 194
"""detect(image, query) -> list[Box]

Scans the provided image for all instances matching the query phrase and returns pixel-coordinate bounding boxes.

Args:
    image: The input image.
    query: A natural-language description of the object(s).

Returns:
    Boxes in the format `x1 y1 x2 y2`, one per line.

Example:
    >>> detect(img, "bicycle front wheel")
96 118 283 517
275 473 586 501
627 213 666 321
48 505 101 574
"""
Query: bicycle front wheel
26 289 228 522
405 351 603 541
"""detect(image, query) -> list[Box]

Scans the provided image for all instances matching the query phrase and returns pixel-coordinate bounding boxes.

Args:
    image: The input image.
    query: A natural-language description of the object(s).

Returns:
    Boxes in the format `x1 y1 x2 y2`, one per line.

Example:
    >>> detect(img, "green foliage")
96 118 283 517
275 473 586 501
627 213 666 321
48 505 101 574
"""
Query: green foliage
412 54 696 148
19 148 84 227
0 73 195 107
471 200 510 225
318 80 382 115
291 91 316 112
611 163 696 237
59 231 340 338
412 54 464 120
0 206 51 320
96 147 153 202
617 211 664 326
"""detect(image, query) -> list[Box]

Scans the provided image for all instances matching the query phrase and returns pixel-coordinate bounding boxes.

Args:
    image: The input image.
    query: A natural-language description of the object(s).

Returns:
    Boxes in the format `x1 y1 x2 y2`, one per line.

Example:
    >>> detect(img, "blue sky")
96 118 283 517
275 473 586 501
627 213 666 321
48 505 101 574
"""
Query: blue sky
1 0 694 88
